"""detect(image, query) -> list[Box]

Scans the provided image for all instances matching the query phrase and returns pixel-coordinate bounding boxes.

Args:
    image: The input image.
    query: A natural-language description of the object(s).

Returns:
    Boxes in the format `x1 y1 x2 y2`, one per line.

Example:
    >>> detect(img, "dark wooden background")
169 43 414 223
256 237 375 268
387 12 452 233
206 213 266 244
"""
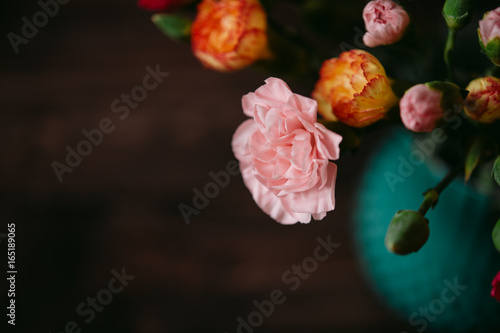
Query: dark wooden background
1 1 496 332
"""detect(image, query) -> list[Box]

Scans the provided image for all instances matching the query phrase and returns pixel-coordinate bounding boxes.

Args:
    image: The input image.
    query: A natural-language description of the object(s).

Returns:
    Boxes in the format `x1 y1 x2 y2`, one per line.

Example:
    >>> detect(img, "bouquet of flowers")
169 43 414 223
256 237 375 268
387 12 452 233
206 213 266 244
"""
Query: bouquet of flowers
138 0 500 308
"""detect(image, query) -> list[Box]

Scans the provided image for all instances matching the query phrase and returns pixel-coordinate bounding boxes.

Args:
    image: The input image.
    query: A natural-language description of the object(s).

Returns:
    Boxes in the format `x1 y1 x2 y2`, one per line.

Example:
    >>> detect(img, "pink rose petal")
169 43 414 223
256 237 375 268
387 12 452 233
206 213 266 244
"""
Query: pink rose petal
232 77 342 224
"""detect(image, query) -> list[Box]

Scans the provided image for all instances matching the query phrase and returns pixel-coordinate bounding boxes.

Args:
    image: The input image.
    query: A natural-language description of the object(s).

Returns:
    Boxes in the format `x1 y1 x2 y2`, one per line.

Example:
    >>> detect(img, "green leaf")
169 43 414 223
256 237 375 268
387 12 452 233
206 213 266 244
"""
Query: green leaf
152 14 191 41
464 138 484 181
492 156 500 187
493 219 500 253
464 138 497 182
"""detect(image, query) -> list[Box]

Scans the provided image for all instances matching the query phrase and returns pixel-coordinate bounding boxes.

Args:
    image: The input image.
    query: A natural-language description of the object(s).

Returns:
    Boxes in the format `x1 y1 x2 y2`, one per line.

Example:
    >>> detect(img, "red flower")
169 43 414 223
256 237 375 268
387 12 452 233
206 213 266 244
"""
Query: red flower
492 271 500 302
138 0 190 11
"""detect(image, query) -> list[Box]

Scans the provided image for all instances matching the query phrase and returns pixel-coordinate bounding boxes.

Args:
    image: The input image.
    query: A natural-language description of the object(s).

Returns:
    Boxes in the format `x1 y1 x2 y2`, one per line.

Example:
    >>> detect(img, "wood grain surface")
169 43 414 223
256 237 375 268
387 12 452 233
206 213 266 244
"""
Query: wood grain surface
1 1 475 332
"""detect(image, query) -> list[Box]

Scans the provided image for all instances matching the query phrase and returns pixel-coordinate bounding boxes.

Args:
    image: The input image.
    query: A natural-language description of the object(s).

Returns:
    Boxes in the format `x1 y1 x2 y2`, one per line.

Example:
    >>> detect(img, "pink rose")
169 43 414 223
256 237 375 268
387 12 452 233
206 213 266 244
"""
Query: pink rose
362 0 410 47
400 84 443 132
232 78 342 224
479 7 500 45
492 271 500 302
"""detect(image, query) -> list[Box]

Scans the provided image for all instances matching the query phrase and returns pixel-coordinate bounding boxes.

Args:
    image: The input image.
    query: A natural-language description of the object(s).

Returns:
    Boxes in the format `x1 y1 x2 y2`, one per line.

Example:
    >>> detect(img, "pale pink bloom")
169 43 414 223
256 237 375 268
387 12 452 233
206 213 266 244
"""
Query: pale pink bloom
232 78 342 224
400 84 443 133
362 0 410 47
479 7 500 44
492 271 500 302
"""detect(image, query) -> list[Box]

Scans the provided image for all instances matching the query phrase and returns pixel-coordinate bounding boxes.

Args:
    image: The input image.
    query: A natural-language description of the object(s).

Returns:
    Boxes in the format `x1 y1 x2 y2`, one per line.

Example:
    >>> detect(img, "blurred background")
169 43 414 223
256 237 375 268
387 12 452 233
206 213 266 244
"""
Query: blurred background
0 1 498 332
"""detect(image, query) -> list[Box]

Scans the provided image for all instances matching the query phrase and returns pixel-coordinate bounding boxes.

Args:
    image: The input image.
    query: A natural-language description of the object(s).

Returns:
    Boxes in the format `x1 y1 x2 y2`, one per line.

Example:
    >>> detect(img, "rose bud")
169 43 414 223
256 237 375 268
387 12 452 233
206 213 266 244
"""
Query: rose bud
312 49 398 128
492 271 500 302
362 0 410 48
464 76 500 124
442 0 476 31
478 7 500 66
385 210 430 255
138 0 192 11
232 78 342 224
400 81 463 132
191 0 269 72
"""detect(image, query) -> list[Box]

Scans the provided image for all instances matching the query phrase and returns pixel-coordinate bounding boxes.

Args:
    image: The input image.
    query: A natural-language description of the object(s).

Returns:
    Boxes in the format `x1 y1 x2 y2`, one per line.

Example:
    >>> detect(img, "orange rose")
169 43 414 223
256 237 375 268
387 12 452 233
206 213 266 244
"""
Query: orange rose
464 76 500 124
191 0 268 72
312 49 398 127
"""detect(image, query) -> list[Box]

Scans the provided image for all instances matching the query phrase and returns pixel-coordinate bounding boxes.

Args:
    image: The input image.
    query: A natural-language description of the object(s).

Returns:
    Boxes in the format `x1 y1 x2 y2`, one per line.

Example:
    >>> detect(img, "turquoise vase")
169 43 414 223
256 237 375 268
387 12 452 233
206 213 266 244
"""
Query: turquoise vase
353 129 500 333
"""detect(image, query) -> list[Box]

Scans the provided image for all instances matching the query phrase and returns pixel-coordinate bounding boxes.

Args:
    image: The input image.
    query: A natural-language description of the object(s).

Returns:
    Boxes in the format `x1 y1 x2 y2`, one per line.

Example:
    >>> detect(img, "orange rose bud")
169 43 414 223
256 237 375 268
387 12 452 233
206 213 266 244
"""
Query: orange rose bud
191 0 268 72
464 76 500 123
312 49 398 128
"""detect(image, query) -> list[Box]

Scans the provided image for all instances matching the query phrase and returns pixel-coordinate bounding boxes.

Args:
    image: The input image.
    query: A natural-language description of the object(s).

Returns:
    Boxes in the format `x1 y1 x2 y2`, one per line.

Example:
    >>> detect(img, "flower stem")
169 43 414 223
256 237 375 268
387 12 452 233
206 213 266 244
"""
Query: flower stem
417 164 463 216
444 27 457 82
417 190 439 216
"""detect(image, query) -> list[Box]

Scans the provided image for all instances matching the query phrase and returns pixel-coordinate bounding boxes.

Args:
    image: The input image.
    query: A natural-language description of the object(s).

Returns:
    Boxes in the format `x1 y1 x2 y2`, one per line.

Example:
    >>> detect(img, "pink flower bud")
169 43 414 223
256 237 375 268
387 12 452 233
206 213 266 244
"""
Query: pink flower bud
479 7 500 45
400 84 445 133
362 0 410 48
478 7 500 65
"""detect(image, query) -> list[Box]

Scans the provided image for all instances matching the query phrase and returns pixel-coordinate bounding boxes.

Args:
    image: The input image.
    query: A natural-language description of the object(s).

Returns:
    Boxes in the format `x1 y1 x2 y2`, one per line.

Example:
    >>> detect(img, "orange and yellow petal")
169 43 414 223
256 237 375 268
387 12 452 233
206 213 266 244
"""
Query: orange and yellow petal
312 49 397 127
464 76 500 123
191 0 268 72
